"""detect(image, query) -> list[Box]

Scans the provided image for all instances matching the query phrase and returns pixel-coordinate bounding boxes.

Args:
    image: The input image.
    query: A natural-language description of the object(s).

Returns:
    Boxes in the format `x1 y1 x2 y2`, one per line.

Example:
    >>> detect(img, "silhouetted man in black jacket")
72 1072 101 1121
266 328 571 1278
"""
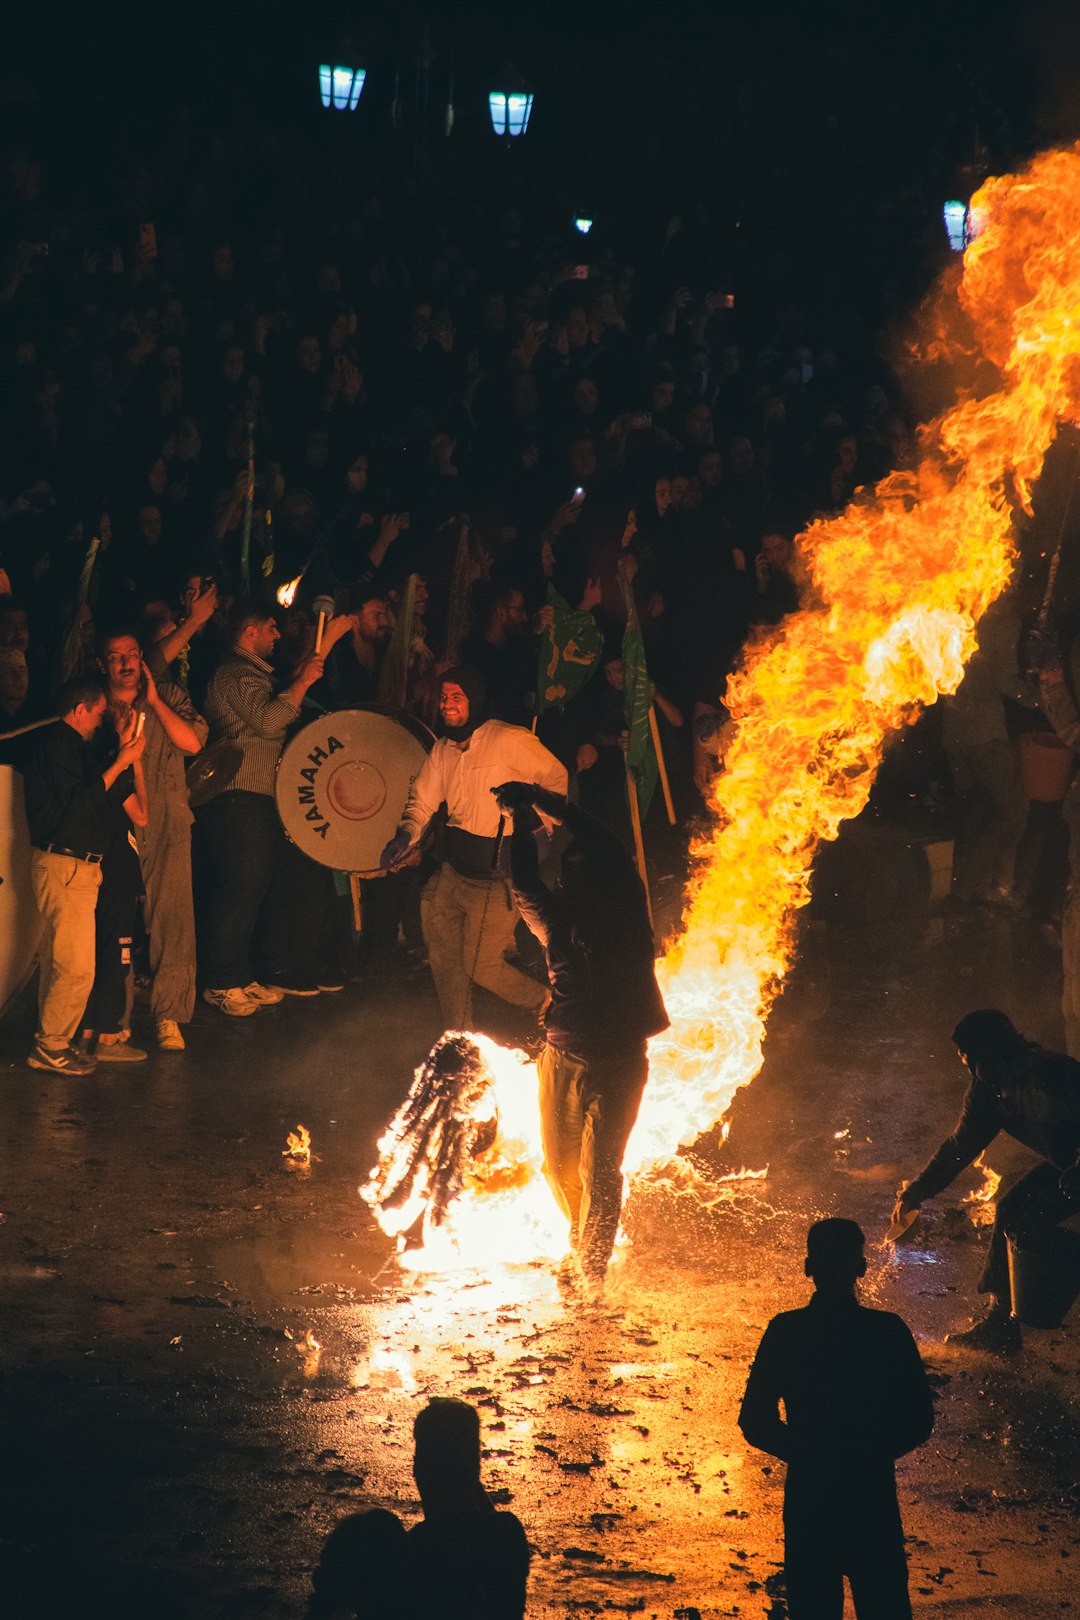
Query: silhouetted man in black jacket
893 1008 1080 1353
740 1219 934 1620
493 780 668 1289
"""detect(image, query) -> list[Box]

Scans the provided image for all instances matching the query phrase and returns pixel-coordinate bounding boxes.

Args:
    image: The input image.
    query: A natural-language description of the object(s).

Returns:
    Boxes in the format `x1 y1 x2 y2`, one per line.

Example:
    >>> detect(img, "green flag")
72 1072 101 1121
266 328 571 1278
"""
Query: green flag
535 586 602 715
60 535 100 680
620 573 657 817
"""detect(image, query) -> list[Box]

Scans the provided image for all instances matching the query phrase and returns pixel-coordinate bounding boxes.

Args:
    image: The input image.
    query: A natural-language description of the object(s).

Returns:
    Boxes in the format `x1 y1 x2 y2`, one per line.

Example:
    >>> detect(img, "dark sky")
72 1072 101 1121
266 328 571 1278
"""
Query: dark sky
2 0 1066 125
2 0 1077 190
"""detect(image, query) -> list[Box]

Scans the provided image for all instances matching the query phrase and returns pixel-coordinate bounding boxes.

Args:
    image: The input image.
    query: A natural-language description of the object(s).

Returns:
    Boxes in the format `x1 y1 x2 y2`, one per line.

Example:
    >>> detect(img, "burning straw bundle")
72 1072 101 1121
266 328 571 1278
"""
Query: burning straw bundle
364 1035 498 1243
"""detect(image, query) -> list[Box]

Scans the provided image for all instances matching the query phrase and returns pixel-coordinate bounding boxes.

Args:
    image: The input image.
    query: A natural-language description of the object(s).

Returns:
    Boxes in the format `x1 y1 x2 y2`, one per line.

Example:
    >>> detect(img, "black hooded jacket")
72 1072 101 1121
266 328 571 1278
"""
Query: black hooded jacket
905 1013 1080 1203
509 794 668 1059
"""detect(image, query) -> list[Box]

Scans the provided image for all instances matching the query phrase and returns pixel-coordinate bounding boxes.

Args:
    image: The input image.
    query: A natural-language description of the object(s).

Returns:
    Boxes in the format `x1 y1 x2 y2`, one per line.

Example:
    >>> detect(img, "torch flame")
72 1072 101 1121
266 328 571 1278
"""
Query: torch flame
276 574 303 607
365 147 1080 1267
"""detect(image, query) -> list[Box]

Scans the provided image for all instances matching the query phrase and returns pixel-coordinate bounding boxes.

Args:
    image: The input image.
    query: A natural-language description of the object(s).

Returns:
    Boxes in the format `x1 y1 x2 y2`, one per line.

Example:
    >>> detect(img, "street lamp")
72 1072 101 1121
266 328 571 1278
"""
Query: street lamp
319 61 367 111
488 71 534 138
943 199 968 252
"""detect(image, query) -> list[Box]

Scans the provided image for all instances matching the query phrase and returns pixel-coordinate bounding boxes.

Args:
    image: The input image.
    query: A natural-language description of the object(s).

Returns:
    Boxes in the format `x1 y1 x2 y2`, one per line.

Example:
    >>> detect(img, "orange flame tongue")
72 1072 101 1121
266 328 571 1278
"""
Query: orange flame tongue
283 1124 312 1168
962 1152 1003 1227
626 146 1080 1175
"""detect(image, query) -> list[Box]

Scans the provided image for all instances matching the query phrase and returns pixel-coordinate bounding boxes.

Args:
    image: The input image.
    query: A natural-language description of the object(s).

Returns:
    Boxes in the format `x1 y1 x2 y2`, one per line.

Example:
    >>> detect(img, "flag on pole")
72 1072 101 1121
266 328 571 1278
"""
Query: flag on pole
239 414 255 594
60 535 100 680
535 586 602 715
379 573 434 712
444 522 475 666
620 571 657 818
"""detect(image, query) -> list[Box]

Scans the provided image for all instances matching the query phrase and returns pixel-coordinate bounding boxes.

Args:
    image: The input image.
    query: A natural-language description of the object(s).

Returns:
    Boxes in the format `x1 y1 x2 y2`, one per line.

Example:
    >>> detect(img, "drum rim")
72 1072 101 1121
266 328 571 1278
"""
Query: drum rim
274 703 434 872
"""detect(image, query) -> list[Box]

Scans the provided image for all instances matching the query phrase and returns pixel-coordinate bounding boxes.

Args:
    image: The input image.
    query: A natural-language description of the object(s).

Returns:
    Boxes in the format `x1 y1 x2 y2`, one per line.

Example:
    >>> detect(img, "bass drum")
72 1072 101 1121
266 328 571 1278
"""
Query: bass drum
0 765 43 1018
275 705 434 875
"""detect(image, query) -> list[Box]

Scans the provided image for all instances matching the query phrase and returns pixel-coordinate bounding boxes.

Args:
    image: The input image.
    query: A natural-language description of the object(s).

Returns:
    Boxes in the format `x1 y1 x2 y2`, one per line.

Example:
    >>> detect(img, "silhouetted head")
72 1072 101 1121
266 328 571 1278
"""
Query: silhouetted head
804 1218 867 1290
951 1009 1027 1070
308 1508 407 1619
413 1398 488 1517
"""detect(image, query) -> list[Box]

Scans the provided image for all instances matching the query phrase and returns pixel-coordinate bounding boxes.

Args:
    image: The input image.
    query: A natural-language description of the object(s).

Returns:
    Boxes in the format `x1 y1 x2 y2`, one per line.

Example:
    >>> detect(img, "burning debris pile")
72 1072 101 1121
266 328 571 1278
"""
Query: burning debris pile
365 146 1080 1266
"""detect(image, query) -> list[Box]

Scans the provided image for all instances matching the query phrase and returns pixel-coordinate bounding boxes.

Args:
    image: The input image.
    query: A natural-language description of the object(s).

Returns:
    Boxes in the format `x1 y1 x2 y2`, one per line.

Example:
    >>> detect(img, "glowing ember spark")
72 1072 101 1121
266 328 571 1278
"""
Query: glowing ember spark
962 1151 1002 1228
283 1124 312 1168
367 147 1080 1267
292 1327 322 1378
276 574 303 607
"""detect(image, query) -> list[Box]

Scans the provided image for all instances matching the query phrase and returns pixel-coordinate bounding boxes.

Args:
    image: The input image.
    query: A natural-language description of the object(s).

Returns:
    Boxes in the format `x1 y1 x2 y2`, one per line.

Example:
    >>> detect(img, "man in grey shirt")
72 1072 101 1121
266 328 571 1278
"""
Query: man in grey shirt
198 600 326 1016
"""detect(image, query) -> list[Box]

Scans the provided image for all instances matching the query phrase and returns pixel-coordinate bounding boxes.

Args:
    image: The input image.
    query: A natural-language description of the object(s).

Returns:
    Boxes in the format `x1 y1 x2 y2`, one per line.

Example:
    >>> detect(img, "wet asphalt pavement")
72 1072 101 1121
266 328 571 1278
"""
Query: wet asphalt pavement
2 837 1080 1618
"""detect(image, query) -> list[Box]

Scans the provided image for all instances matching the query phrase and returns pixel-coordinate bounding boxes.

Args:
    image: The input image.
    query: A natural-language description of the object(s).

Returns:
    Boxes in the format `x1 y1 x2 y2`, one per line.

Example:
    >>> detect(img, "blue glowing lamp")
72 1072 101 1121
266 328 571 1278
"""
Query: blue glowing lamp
574 216 594 235
489 89 534 138
943 199 968 252
319 63 366 111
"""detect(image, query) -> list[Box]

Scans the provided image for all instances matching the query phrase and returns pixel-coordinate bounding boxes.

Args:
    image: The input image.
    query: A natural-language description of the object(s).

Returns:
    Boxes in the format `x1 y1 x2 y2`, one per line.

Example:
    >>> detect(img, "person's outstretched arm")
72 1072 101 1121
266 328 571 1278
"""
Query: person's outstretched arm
381 748 447 868
499 793 555 949
893 1077 1000 1223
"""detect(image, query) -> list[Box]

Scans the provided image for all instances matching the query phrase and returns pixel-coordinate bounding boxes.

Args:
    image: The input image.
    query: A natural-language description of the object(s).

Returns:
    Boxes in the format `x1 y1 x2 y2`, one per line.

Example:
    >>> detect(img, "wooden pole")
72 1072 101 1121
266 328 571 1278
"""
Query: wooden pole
239 414 255 593
60 535 100 679
0 714 58 741
349 873 363 934
625 760 653 930
648 703 676 826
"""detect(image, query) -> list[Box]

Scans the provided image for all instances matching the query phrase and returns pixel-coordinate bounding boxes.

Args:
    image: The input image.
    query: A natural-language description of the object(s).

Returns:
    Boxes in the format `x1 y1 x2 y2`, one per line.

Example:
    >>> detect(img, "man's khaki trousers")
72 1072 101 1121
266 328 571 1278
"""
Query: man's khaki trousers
31 850 101 1046
420 864 543 1030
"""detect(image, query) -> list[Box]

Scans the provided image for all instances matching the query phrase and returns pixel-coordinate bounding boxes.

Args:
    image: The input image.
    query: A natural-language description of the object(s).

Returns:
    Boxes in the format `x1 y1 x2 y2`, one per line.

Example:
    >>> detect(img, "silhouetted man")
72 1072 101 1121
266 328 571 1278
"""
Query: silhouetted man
893 1009 1080 1353
494 782 668 1291
739 1219 934 1620
407 1398 530 1619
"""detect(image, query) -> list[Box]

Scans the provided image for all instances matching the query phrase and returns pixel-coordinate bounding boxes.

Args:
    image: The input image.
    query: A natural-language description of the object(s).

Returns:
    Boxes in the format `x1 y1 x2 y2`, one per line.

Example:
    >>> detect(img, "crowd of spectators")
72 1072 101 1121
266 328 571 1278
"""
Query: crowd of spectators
0 97 944 1056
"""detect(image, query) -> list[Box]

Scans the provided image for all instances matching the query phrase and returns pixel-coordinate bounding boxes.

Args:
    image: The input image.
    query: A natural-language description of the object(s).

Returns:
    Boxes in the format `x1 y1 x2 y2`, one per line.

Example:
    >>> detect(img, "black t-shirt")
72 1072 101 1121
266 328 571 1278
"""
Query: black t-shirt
21 720 131 854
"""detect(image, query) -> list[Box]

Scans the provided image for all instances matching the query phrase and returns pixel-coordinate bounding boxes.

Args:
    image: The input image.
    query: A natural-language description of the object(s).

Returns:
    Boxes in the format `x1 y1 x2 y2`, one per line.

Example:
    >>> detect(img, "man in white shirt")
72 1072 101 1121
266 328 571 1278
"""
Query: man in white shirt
381 667 567 1030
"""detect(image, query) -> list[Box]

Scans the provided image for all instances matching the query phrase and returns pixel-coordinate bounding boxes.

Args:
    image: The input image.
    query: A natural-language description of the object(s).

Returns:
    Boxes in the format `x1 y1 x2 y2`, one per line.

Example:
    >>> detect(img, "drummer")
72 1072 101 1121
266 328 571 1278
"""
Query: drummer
319 584 392 707
198 598 349 1018
380 666 567 1034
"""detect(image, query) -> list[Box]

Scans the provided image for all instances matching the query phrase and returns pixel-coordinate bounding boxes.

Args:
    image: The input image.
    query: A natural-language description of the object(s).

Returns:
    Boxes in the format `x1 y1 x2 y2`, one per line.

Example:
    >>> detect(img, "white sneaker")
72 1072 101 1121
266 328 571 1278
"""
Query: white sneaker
241 981 285 1005
203 987 260 1017
156 1018 186 1050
